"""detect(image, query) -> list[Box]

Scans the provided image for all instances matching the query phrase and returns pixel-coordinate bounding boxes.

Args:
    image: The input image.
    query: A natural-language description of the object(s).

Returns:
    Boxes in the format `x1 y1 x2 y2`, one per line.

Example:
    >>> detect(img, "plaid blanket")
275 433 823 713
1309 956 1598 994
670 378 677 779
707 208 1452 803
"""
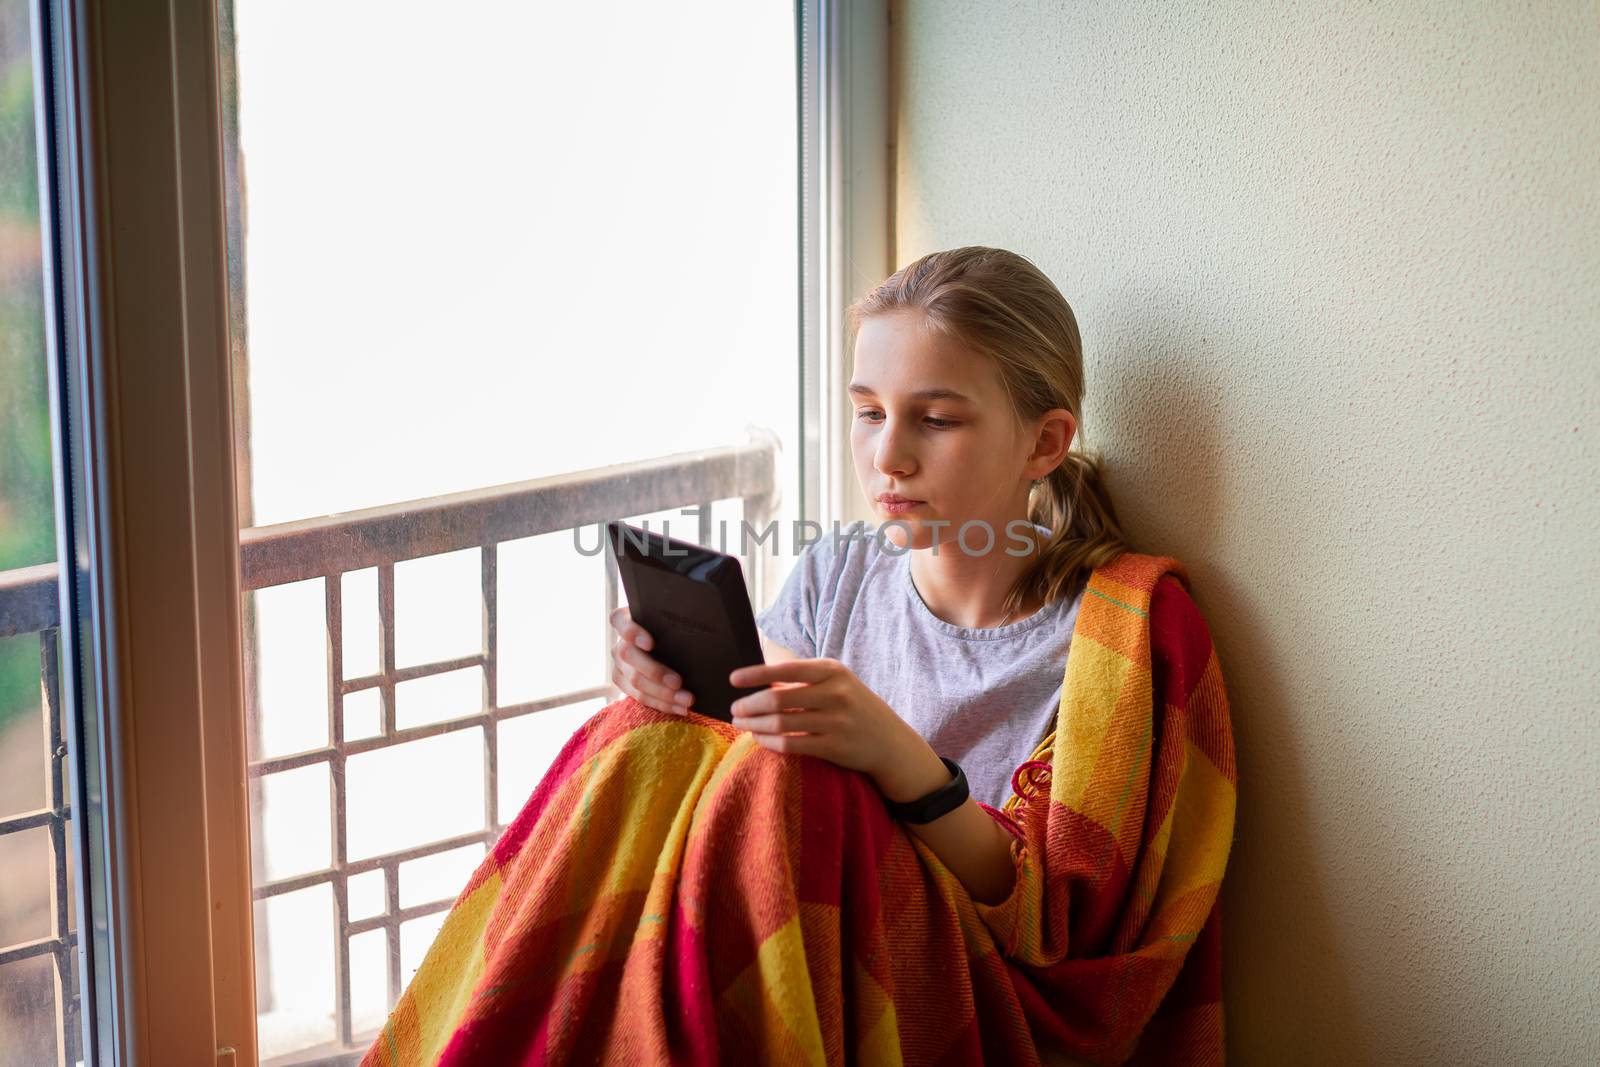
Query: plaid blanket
360 551 1236 1065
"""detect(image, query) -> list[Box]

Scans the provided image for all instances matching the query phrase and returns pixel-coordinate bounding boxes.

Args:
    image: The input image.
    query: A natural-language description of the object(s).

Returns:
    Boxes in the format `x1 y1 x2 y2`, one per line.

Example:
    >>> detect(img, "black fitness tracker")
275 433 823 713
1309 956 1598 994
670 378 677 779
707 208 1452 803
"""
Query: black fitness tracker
883 756 969 824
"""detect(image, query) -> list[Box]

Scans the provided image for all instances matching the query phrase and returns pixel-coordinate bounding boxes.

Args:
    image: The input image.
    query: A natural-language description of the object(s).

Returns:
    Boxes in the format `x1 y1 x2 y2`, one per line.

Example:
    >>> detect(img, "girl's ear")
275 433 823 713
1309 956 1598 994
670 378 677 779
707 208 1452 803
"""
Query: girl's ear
1026 408 1076 476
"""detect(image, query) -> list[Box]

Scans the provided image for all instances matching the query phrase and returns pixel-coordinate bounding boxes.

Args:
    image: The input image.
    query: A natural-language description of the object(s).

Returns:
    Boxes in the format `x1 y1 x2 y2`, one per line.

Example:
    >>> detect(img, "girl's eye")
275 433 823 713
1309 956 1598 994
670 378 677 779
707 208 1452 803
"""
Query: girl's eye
853 410 959 429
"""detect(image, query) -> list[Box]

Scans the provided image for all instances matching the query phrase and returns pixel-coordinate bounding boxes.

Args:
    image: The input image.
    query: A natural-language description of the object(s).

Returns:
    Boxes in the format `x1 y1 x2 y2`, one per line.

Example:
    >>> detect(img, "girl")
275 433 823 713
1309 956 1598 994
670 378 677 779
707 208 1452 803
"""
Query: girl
374 246 1233 1065
609 244 1136 908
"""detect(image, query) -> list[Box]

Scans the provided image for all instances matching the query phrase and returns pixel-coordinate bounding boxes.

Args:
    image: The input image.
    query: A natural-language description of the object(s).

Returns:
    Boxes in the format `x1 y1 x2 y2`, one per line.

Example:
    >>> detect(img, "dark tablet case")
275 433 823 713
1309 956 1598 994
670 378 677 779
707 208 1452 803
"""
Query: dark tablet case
605 521 767 722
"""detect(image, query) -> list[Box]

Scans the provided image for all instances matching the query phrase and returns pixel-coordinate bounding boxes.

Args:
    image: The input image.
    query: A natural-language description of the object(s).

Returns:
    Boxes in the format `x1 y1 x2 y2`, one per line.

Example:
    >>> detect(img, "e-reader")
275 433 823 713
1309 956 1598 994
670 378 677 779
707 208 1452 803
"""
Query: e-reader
605 520 768 722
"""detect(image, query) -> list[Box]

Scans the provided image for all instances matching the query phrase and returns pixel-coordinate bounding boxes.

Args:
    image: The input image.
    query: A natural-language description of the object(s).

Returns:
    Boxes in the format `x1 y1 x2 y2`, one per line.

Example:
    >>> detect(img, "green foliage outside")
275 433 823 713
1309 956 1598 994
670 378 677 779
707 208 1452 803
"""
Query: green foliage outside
0 0 55 733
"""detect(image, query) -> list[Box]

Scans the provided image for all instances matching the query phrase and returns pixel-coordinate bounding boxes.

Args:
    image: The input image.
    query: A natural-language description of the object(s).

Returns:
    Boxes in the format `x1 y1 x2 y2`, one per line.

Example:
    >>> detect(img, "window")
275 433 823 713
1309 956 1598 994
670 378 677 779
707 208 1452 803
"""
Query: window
0 1 886 1060
1 1 104 1063
222 2 800 1060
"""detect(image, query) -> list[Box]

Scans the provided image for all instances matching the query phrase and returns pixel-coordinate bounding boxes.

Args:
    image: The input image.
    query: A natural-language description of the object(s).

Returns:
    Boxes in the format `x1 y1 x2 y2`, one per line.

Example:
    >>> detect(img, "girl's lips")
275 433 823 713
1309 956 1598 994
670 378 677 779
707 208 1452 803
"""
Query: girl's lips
879 499 923 513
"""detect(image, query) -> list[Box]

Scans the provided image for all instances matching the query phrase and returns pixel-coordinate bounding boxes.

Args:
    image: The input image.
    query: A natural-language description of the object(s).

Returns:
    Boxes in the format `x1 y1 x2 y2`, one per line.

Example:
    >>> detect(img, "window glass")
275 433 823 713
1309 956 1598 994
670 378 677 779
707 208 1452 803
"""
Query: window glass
224 3 799 1059
0 2 90 1063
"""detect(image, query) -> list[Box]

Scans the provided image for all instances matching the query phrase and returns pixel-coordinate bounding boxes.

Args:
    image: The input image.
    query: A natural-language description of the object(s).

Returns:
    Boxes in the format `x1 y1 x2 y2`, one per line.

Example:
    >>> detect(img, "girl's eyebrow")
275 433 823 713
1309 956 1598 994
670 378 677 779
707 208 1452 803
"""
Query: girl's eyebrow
847 383 974 403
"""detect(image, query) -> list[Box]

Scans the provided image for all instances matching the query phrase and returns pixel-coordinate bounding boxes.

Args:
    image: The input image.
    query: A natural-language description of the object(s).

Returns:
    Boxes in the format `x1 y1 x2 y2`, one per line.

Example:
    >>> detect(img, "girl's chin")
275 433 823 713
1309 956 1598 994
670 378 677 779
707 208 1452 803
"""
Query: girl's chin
875 514 931 550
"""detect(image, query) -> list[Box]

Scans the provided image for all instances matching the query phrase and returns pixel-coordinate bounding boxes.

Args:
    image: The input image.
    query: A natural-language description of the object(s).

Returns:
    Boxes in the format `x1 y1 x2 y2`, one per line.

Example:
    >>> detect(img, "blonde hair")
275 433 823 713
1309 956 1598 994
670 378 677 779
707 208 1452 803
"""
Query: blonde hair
845 245 1136 616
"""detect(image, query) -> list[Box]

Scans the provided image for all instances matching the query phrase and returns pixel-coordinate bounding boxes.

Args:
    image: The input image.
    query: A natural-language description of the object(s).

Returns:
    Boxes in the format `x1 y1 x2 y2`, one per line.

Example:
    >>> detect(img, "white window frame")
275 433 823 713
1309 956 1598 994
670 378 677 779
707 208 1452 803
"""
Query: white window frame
803 0 894 531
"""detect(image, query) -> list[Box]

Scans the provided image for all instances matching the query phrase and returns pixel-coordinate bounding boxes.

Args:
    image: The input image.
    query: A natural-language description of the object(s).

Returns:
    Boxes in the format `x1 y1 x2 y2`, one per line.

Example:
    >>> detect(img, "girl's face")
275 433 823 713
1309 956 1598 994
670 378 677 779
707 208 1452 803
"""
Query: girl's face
848 309 1072 553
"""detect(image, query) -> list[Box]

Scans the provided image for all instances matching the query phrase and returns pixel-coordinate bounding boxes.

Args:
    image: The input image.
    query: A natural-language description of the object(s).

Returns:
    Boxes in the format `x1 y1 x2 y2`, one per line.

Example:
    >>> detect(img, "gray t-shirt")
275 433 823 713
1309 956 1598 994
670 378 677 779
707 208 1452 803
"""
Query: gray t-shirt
754 519 1086 811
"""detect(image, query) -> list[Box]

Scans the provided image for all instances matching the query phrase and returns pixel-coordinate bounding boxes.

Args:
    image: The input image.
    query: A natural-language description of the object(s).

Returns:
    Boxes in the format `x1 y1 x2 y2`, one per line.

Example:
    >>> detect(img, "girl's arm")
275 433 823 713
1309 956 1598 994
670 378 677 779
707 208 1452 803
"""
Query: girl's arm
873 733 1019 907
760 635 802 665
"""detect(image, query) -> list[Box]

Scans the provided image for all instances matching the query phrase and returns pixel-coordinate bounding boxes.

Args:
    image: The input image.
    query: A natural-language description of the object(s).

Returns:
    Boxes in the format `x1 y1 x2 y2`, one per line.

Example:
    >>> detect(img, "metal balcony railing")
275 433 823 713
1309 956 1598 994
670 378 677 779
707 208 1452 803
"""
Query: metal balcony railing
0 431 780 1067
0 562 77 1067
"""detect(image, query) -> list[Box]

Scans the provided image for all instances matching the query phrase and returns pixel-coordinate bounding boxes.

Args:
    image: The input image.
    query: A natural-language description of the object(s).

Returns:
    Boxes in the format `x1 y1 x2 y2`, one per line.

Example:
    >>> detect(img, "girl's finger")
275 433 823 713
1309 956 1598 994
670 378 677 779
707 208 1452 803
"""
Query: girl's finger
729 658 840 688
620 620 654 652
729 684 828 719
608 607 651 651
618 641 682 689
630 666 687 708
735 707 840 739
612 663 689 713
610 607 651 649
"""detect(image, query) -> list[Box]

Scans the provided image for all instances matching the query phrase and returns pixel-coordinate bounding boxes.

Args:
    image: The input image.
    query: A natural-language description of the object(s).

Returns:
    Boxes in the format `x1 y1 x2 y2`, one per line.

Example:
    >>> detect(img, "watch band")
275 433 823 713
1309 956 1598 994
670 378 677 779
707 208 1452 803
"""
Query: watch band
883 756 969 824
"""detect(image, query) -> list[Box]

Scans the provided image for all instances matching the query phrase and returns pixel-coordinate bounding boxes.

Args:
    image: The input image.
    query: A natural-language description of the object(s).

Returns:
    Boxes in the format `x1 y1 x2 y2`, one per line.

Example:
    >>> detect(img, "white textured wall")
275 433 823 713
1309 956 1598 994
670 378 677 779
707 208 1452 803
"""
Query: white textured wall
893 2 1599 1062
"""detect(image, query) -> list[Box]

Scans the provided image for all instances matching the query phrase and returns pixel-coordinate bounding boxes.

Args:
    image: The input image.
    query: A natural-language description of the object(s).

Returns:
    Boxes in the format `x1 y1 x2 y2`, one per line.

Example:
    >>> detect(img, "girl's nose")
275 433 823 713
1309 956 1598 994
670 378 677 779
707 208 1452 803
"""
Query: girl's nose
873 418 916 477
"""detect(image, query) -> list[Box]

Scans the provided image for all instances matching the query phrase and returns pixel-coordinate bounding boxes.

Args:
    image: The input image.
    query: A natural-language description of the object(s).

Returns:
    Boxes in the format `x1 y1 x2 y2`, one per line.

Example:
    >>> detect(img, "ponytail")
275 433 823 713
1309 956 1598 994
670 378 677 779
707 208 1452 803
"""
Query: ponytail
1011 448 1134 616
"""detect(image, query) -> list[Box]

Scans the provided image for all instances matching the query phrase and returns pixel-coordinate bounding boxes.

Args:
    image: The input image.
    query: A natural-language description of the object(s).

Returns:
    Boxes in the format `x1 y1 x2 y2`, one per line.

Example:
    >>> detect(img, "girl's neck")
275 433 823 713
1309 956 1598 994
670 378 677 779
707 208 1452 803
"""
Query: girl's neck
906 522 1045 630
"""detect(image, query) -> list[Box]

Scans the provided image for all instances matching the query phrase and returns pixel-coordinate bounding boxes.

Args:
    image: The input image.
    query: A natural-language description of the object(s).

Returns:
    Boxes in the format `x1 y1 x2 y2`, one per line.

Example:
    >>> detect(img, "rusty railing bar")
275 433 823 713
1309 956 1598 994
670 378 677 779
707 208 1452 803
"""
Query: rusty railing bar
0 930 78 968
480 545 499 839
603 529 619 703
384 837 401 1012
251 827 499 901
338 653 484 696
325 576 353 1049
0 805 71 836
238 437 775 591
0 561 59 637
42 628 81 1066
0 435 778 636
246 685 612 777
345 898 454 939
377 562 396 742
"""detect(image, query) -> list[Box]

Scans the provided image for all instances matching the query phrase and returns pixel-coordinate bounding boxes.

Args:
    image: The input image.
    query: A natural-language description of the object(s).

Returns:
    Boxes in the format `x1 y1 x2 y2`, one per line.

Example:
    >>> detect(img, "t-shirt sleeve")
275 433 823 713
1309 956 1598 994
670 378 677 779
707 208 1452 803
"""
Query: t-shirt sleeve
753 534 839 659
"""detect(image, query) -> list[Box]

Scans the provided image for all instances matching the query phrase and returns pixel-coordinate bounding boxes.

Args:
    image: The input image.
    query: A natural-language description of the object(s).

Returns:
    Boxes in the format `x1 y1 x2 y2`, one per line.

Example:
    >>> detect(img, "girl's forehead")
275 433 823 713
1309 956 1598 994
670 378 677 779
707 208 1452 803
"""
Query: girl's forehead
852 318 998 400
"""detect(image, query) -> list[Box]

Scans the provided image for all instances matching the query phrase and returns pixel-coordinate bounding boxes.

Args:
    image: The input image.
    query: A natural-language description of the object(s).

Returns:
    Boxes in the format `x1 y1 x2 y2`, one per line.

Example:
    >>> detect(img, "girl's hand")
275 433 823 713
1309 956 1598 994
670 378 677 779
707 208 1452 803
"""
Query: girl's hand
609 606 695 715
726 658 918 780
